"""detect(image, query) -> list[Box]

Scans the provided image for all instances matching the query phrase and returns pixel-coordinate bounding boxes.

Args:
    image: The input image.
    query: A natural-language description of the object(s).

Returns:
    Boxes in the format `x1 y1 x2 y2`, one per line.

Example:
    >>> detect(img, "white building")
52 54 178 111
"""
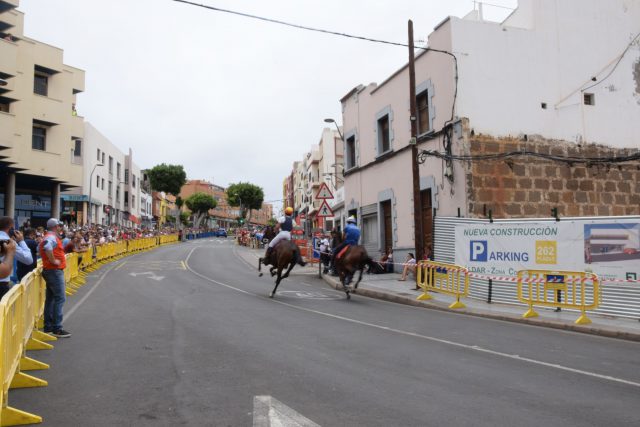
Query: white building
340 0 640 264
62 123 143 227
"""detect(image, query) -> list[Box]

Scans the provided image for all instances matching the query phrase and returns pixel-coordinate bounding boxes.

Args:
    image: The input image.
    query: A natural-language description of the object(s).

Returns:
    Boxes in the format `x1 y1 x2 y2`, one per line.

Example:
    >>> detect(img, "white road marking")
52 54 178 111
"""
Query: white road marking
184 246 640 389
129 271 165 281
253 395 320 427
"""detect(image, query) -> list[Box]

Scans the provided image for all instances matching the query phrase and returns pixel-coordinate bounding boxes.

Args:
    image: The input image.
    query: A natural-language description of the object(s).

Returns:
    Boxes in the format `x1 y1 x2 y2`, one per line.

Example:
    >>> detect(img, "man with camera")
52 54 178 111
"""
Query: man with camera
40 218 71 338
0 216 34 300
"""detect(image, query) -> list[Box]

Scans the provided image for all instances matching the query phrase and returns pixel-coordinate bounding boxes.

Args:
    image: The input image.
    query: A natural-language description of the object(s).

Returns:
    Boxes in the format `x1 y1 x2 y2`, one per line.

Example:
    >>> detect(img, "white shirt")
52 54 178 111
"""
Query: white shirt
0 231 34 282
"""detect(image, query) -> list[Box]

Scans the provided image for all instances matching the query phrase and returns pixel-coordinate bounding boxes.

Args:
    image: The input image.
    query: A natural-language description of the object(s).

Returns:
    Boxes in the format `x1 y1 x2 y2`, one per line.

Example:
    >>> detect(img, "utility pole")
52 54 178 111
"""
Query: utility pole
408 20 424 261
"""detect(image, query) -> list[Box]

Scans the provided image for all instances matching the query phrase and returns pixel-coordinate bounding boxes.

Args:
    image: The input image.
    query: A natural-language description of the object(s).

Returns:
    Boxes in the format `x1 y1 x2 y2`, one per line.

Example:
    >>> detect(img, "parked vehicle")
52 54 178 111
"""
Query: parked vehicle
214 228 227 238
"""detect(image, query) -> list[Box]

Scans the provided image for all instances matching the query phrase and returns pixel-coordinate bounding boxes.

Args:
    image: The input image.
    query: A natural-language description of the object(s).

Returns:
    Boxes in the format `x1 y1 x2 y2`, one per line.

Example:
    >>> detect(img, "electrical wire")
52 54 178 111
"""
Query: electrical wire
172 0 459 123
581 30 640 93
417 148 640 165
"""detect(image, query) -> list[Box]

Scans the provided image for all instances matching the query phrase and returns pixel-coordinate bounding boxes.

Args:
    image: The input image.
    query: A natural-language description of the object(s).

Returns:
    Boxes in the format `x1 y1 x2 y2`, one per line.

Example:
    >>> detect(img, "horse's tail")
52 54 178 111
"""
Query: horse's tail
364 255 378 272
295 246 306 266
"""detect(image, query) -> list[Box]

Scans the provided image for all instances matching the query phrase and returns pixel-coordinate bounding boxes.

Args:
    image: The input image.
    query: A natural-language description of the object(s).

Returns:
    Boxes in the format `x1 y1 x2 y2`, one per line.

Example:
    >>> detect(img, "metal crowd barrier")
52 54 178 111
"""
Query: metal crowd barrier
0 234 179 426
517 270 600 325
416 260 469 309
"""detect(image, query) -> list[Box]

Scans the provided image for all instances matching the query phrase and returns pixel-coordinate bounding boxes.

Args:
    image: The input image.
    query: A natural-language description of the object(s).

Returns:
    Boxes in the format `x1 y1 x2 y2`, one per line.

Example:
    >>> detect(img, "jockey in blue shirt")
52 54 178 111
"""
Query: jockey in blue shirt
331 216 360 263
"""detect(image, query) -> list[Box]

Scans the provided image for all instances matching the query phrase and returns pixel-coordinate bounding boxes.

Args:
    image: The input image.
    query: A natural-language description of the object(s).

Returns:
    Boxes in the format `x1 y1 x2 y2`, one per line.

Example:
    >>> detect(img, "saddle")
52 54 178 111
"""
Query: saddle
337 245 351 259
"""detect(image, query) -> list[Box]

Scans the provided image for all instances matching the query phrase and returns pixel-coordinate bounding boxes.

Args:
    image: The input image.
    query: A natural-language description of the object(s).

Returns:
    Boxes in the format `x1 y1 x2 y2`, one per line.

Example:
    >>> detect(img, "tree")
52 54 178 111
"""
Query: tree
146 164 187 196
185 192 217 228
226 182 264 223
267 217 277 227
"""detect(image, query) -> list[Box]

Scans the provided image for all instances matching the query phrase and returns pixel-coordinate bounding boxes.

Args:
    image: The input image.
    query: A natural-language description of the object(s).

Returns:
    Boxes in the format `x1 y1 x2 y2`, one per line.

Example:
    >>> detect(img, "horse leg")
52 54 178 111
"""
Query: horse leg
270 267 277 277
354 268 364 290
270 267 284 298
280 260 295 281
258 258 264 277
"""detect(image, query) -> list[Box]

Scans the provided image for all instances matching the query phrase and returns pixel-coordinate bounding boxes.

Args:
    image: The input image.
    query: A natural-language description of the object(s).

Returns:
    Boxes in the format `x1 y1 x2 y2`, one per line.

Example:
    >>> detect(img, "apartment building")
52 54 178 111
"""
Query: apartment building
0 0 85 227
62 123 144 227
341 0 640 263
285 128 343 234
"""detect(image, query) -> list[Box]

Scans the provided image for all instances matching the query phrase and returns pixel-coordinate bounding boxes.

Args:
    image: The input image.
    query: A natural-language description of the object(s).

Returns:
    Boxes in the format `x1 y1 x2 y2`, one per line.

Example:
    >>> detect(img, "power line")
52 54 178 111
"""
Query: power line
172 0 459 122
418 148 640 165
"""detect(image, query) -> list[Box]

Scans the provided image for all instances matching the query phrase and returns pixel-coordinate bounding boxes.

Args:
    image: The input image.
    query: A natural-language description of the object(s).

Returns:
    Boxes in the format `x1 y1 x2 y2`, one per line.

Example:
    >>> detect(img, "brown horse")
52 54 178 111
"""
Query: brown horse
258 240 306 298
334 245 377 299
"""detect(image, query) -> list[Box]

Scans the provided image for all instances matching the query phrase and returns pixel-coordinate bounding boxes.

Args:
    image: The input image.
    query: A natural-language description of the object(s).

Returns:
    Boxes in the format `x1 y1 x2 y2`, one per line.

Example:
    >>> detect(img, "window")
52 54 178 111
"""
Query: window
101 178 105 190
108 181 112 197
96 175 100 188
377 115 391 154
117 162 121 180
345 135 356 170
116 186 120 203
132 195 136 209
124 191 129 208
584 93 595 106
108 156 113 174
0 99 10 113
101 152 105 164
417 91 430 134
97 149 101 161
73 139 82 157
32 126 46 150
125 169 129 185
33 74 48 96
132 174 136 188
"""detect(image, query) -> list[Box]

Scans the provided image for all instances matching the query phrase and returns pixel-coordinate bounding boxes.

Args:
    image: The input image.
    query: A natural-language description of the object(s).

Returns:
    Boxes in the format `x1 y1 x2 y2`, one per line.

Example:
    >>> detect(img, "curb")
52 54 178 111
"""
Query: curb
320 274 640 343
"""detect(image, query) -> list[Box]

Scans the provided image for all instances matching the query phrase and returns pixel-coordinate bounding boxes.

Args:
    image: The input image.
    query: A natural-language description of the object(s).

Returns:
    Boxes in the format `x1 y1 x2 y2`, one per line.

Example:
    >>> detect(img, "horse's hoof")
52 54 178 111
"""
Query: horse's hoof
269 292 274 298
346 292 351 300
259 273 263 277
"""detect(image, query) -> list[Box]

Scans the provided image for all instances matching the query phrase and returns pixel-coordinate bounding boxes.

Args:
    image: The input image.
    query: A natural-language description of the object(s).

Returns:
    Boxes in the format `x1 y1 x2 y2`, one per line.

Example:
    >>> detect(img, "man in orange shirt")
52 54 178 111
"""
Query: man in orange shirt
40 218 70 338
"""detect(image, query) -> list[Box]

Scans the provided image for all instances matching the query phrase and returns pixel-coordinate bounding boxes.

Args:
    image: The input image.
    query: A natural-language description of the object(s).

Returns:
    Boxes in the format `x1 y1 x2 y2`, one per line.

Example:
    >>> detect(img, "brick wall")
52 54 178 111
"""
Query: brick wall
466 134 640 218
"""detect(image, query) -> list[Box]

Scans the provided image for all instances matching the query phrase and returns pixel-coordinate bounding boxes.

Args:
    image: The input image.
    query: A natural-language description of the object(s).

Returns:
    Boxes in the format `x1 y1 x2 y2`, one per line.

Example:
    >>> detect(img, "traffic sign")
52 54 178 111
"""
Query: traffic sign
316 200 334 217
315 182 334 200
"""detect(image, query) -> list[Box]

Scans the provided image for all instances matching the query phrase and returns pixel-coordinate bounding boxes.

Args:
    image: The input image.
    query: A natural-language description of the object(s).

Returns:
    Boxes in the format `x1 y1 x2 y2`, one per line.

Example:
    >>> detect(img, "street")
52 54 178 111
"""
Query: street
11 239 640 426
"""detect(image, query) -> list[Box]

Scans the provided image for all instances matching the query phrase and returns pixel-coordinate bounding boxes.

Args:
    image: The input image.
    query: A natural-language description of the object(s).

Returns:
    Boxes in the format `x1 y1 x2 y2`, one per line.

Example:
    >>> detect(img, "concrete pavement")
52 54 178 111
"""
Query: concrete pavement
10 239 640 426
240 246 640 342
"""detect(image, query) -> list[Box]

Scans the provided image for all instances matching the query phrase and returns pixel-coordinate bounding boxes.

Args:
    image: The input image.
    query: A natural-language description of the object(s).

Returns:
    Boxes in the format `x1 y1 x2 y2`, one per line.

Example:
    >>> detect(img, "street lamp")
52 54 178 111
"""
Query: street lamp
88 163 104 226
324 118 344 142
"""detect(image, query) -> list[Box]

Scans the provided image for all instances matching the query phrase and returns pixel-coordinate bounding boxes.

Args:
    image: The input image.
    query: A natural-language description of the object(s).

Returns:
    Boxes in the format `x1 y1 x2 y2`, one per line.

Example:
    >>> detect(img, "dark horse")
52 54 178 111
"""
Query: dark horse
334 245 377 299
258 240 306 298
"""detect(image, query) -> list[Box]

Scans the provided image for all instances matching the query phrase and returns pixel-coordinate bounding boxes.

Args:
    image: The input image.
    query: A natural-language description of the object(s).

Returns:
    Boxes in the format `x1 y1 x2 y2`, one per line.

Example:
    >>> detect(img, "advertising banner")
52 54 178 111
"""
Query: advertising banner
455 219 640 282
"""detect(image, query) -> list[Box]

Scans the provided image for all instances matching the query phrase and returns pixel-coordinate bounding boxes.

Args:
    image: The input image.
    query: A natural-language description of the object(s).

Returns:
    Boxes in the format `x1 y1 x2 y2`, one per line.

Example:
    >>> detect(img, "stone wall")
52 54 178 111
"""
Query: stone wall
466 134 640 218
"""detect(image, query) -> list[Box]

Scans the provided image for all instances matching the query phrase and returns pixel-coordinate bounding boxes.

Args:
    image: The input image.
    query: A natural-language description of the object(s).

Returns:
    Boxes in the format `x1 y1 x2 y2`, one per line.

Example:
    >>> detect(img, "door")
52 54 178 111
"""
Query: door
381 200 393 252
361 214 378 255
420 189 433 256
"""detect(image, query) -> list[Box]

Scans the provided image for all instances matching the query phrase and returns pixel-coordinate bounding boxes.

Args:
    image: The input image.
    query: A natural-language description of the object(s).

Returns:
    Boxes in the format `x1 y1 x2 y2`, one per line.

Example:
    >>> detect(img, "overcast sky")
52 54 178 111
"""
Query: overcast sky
19 0 517 210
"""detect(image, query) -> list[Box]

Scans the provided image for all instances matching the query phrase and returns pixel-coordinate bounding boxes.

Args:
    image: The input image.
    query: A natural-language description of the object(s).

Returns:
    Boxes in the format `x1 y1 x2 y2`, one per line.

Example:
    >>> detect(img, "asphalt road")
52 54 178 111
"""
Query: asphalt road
10 239 640 426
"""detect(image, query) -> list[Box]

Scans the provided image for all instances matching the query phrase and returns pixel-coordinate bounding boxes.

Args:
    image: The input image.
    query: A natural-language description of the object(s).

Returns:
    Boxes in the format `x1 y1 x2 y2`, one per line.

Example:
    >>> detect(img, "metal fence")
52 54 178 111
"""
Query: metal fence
433 216 640 319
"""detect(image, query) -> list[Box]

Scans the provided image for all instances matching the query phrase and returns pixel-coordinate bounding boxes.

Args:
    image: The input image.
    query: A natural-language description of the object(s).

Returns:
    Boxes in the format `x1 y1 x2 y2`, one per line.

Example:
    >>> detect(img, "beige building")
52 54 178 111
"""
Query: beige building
0 0 85 227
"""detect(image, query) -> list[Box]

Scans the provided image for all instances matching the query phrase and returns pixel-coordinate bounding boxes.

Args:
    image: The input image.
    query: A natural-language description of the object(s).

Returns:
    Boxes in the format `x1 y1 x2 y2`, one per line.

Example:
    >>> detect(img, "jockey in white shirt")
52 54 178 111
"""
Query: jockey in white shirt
264 207 295 260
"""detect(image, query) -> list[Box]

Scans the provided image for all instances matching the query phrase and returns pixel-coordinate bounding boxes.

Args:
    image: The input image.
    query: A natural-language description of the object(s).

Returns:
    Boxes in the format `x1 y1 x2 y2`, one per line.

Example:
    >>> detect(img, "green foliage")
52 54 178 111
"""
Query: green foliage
179 212 191 225
185 192 217 214
267 217 277 227
226 182 264 218
175 196 184 209
146 164 187 195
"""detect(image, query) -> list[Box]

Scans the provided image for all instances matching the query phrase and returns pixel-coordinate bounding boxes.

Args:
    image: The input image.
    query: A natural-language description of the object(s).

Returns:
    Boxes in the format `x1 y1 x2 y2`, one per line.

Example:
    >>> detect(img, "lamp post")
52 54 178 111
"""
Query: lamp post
88 163 104 226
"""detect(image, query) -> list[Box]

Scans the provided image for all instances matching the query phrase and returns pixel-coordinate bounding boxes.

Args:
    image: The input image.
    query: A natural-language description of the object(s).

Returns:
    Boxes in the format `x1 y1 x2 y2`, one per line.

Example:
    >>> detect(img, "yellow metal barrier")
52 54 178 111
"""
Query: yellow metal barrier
0 234 178 426
1 284 45 426
517 270 600 325
416 260 469 309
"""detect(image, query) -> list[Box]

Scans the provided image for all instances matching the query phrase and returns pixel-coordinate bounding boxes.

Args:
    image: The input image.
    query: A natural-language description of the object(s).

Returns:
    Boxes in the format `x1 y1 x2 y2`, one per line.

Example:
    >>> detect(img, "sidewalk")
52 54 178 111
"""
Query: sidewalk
238 246 640 342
